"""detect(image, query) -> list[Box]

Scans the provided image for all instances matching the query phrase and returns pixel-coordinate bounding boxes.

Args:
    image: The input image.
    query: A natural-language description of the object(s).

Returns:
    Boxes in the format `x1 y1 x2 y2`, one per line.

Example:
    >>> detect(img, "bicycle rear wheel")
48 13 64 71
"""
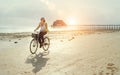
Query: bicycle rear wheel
42 37 50 51
29 39 38 54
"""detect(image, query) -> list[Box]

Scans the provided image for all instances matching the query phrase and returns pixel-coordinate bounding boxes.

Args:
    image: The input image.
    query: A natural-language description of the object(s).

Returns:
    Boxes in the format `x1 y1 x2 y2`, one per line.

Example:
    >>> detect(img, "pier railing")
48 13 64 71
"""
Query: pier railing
71 25 120 31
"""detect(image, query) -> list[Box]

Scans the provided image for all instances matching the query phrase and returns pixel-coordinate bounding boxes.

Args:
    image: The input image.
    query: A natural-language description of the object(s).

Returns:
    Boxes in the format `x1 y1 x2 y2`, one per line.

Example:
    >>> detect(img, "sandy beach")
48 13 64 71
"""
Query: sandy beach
0 30 120 75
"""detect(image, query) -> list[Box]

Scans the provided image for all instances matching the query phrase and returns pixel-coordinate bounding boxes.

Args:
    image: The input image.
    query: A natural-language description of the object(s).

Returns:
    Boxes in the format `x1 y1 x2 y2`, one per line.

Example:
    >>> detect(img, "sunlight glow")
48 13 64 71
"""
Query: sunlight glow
66 16 78 25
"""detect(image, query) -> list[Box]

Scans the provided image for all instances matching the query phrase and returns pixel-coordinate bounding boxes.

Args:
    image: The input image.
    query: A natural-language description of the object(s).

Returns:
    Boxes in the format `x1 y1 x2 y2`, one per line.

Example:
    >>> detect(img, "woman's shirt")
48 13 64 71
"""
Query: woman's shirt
40 23 47 32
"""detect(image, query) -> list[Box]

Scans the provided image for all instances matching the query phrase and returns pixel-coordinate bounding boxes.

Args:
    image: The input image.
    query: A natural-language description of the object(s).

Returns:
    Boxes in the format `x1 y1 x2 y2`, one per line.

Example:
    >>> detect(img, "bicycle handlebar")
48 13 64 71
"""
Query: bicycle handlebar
33 30 39 34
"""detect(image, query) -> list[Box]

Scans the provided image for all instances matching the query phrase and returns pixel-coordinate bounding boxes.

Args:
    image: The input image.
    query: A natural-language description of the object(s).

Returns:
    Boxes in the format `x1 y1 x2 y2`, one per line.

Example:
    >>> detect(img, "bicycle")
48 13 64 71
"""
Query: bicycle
29 32 50 54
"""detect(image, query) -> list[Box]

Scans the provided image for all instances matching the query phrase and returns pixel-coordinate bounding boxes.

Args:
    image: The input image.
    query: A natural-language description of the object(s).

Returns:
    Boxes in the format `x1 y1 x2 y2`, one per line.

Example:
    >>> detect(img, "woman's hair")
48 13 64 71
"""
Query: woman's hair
41 17 45 22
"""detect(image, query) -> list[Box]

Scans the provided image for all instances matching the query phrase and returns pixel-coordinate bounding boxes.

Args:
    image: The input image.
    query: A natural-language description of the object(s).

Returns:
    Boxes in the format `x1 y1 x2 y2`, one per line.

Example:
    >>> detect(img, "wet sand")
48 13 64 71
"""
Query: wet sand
0 30 120 75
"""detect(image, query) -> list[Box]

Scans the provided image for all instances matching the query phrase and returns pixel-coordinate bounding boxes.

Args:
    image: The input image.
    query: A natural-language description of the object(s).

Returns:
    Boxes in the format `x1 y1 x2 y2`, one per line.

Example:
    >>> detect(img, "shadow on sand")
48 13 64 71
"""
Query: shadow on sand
25 52 49 74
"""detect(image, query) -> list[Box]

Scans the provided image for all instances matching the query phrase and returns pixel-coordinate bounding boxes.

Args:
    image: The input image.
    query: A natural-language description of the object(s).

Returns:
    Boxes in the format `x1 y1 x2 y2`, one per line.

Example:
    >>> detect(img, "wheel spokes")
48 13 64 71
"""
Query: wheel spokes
44 43 50 45
30 39 38 54
42 37 50 51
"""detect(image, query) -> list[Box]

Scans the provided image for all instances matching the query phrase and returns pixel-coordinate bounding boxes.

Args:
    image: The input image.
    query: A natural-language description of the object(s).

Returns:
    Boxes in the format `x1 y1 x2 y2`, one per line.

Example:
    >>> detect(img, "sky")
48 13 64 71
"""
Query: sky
0 0 120 29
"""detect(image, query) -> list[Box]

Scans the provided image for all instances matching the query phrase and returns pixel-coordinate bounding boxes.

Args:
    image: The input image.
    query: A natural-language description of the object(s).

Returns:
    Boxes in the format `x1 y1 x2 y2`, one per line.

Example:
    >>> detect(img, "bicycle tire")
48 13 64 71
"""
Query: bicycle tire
29 39 38 54
42 37 50 51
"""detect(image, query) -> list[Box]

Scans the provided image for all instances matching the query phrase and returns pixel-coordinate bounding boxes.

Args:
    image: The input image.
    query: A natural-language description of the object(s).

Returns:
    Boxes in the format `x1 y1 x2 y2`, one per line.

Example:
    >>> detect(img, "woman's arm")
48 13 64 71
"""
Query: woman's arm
34 23 41 31
45 23 49 32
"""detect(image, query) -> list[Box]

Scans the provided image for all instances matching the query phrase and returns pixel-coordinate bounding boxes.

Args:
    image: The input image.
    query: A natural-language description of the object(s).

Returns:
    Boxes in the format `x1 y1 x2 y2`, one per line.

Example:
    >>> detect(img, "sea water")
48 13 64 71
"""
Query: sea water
0 26 34 33
0 25 120 33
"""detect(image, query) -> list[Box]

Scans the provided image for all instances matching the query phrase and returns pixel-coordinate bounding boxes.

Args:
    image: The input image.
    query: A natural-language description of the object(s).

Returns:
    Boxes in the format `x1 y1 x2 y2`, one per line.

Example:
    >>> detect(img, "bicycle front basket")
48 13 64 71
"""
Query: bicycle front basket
32 33 37 38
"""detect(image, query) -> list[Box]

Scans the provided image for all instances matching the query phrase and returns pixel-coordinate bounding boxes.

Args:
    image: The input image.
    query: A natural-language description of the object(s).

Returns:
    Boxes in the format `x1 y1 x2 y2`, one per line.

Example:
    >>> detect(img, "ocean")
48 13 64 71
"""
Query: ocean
0 25 120 33
0 26 34 33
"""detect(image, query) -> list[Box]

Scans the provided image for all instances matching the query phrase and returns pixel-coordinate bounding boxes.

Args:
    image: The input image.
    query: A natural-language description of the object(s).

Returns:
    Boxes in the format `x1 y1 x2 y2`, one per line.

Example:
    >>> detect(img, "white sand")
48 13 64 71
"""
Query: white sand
0 31 120 75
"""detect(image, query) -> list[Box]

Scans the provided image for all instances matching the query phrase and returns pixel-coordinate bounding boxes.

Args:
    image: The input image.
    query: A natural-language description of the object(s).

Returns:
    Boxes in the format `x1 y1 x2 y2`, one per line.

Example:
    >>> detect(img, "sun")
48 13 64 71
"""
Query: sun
66 16 77 25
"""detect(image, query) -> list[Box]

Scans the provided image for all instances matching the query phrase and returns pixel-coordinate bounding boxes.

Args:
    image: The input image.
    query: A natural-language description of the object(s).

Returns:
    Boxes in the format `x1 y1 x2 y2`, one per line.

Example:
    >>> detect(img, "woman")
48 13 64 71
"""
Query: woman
34 17 48 48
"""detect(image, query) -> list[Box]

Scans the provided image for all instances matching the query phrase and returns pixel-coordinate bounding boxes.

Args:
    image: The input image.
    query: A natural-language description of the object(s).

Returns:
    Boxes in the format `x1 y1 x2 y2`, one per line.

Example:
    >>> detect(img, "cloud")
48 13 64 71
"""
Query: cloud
40 0 56 10
0 0 59 26
0 0 120 28
40 0 67 19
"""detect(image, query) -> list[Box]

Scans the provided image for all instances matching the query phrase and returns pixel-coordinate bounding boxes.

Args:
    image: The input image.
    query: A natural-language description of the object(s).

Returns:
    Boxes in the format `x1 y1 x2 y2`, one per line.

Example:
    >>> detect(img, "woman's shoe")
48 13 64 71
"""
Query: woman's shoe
40 43 43 48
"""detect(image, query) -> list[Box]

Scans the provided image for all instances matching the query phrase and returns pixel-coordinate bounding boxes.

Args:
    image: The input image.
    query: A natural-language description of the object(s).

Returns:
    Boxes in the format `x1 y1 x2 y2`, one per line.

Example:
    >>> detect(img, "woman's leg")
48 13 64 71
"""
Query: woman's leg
41 32 47 43
39 32 47 47
38 32 42 45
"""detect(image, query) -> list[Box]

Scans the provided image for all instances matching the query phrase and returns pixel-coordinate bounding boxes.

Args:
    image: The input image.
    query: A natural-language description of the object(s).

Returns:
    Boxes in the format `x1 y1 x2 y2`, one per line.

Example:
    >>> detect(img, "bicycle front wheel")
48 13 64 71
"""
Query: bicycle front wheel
29 39 38 54
42 37 50 51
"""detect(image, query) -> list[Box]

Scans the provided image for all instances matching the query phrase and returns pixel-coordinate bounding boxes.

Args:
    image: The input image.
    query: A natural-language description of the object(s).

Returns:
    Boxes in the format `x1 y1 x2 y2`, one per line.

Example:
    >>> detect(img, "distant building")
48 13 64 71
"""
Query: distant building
52 20 67 27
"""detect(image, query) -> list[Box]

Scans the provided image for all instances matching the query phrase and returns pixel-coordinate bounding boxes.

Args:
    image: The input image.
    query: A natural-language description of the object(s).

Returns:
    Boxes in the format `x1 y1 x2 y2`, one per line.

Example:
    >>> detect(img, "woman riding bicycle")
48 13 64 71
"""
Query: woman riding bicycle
34 17 49 48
